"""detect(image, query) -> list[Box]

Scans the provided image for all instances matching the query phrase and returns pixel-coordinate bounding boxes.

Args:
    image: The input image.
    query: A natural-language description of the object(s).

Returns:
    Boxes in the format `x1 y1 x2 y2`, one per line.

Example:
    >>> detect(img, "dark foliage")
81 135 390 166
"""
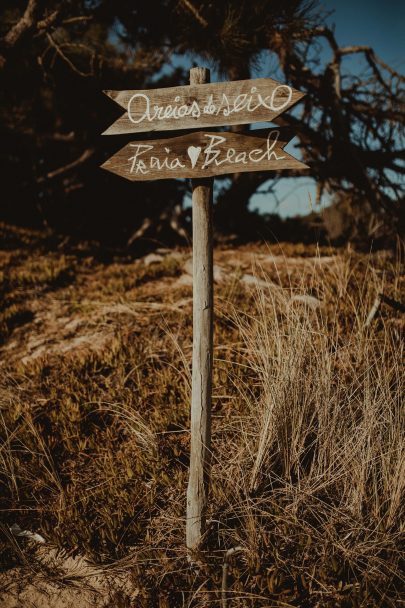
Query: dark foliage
0 1 403 247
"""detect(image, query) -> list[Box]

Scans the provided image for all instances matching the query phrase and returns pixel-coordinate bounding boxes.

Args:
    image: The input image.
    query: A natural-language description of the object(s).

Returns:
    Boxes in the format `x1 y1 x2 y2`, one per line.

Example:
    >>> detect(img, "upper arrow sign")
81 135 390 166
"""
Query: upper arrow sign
103 78 304 135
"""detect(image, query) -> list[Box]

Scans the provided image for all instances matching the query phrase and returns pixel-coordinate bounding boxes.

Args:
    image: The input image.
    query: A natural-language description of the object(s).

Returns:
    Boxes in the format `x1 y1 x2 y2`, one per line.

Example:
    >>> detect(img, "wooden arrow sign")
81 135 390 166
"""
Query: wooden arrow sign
103 78 304 135
101 128 307 181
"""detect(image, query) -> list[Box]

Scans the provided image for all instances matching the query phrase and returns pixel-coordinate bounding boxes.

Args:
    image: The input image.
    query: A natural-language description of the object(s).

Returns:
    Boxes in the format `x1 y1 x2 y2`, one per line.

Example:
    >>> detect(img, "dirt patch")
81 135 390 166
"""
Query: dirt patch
0 544 139 608
0 244 344 367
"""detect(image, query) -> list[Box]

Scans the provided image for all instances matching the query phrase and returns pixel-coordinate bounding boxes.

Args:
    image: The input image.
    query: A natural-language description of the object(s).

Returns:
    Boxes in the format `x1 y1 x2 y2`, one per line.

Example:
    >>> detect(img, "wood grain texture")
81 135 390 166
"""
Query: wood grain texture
101 128 308 181
102 77 304 135
186 67 213 553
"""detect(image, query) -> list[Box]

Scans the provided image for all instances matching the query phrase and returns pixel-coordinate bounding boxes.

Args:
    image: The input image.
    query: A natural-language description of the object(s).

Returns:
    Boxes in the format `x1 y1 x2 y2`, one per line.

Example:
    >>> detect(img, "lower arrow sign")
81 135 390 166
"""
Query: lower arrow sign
101 128 308 181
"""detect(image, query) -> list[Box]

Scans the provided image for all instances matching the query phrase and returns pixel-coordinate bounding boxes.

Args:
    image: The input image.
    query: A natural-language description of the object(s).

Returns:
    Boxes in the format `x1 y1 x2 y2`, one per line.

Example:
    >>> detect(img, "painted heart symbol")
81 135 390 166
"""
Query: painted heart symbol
187 146 201 169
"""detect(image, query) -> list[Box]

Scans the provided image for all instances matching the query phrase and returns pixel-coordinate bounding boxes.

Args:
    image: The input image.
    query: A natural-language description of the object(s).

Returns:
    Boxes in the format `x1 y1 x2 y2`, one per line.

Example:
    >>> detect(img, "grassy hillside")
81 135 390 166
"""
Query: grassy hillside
0 224 404 607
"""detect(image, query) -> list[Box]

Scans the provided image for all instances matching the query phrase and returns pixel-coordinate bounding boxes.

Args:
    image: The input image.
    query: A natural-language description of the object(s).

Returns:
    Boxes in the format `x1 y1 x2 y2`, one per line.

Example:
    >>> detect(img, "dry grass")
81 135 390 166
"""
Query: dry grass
209 257 404 606
0 225 403 607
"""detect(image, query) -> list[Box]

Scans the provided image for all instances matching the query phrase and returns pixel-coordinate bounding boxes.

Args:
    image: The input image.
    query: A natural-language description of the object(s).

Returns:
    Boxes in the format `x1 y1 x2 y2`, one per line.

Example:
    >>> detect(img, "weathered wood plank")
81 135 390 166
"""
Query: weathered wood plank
101 128 308 181
102 78 304 135
186 68 214 555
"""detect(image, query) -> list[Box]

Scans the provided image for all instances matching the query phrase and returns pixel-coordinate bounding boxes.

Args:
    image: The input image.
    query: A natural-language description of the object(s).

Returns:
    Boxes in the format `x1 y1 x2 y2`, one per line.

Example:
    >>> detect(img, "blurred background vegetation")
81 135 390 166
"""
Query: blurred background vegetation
0 0 404 250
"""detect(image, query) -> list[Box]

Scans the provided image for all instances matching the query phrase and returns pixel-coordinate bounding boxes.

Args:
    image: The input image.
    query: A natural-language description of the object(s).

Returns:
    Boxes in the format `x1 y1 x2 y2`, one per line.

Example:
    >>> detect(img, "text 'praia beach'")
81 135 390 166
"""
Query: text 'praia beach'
102 128 308 181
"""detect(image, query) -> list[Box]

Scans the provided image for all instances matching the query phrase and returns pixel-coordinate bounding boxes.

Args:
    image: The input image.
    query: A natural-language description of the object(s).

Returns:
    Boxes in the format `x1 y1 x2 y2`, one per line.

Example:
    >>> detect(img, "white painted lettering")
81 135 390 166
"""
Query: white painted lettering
126 85 294 125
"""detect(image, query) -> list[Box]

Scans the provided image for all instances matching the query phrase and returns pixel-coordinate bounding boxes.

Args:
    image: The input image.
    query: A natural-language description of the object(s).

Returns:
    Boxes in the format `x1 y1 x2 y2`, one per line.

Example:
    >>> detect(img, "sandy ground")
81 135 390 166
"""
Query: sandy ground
0 543 140 608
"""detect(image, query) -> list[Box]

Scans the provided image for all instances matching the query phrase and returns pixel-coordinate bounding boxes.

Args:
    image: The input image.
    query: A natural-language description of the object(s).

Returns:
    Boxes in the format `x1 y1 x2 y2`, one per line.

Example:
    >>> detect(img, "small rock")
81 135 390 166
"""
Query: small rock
176 274 193 287
240 273 273 288
213 265 225 283
10 523 45 544
156 248 183 260
183 258 193 275
290 294 321 310
143 253 164 266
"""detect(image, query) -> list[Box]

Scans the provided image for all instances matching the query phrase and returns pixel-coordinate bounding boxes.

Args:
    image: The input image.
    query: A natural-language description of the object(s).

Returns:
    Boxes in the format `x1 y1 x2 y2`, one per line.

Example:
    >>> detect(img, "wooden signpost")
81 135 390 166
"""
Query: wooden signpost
101 67 307 554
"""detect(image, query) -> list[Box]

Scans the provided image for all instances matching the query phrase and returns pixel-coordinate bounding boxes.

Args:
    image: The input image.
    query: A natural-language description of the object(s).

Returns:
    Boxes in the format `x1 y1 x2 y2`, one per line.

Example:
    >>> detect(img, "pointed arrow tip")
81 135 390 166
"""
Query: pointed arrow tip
101 126 113 135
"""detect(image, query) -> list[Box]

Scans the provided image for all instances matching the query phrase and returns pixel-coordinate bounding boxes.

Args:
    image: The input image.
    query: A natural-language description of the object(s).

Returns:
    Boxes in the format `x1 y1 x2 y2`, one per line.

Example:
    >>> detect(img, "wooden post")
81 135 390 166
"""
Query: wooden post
186 66 214 553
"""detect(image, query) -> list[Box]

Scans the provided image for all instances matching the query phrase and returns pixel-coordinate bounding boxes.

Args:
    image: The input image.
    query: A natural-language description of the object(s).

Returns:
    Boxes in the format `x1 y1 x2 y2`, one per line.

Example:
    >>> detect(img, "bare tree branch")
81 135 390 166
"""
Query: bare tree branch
45 32 93 77
37 148 94 184
178 0 208 28
0 0 41 68
2 0 40 48
61 16 93 26
36 10 59 32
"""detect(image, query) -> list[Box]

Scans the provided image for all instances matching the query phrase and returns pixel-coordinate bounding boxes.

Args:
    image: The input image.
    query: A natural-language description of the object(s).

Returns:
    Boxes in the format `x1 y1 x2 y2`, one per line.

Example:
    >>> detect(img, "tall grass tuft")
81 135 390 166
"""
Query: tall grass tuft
210 254 404 606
